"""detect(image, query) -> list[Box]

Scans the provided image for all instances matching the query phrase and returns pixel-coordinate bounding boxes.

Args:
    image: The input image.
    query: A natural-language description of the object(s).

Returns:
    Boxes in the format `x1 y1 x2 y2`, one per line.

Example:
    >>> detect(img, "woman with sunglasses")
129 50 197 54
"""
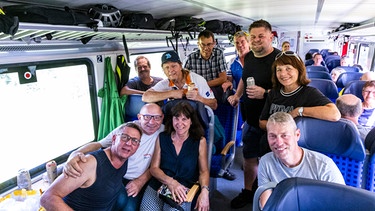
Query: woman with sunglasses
259 51 341 130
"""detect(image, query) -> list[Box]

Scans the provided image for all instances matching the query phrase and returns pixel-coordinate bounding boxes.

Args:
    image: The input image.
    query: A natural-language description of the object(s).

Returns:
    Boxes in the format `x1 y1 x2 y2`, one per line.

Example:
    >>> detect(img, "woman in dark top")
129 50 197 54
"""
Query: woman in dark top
140 101 210 211
259 51 340 130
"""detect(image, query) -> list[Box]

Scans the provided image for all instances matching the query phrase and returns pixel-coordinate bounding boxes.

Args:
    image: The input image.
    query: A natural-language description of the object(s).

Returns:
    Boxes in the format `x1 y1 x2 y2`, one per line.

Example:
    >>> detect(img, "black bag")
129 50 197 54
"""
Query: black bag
156 16 205 32
3 5 97 28
0 15 19 36
119 13 156 29
222 21 238 35
205 20 224 34
157 184 184 211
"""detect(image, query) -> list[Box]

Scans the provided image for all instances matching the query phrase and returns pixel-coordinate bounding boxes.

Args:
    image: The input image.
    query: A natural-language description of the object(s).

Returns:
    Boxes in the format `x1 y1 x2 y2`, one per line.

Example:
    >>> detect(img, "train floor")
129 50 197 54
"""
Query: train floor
210 146 254 211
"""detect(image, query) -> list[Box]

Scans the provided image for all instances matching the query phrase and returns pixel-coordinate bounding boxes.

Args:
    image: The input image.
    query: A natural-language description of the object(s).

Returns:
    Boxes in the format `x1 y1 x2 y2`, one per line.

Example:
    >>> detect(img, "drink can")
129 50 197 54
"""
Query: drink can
246 77 255 87
17 168 32 190
188 83 196 91
46 160 57 184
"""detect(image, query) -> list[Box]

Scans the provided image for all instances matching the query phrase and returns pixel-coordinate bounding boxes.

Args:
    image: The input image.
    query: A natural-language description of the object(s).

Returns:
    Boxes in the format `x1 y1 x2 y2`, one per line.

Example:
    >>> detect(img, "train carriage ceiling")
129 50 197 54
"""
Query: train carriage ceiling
2 0 375 34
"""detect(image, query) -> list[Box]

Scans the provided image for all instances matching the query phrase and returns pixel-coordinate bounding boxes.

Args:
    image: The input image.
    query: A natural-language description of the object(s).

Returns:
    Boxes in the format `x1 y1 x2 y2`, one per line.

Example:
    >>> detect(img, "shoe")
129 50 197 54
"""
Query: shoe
230 188 254 209
221 170 236 181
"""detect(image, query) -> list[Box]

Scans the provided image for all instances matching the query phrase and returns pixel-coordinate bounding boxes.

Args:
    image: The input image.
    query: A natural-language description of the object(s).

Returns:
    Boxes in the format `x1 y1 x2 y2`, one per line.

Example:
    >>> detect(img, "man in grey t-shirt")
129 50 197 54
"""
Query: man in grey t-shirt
258 112 345 208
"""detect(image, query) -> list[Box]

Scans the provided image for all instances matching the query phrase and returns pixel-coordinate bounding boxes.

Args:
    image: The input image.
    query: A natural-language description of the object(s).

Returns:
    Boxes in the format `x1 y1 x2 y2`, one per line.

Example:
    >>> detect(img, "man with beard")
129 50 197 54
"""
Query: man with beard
228 19 281 209
120 56 163 96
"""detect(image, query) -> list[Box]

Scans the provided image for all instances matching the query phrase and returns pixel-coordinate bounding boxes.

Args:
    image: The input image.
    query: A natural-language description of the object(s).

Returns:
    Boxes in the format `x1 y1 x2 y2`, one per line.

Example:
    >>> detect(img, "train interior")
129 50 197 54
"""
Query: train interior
0 0 375 210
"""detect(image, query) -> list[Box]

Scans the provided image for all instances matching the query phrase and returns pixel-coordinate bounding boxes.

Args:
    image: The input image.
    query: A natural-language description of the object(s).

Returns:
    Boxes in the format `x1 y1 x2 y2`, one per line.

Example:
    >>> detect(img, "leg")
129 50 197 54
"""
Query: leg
231 123 263 209
140 186 164 211
121 179 149 211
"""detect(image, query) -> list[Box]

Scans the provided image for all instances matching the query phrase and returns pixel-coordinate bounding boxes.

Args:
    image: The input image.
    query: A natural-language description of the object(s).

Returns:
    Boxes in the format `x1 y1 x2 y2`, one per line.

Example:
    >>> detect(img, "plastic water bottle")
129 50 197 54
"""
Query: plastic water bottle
17 168 32 190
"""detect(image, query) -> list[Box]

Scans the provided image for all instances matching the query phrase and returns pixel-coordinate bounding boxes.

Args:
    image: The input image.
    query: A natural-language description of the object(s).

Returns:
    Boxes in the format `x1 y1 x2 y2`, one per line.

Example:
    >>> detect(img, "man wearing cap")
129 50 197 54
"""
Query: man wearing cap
143 51 217 110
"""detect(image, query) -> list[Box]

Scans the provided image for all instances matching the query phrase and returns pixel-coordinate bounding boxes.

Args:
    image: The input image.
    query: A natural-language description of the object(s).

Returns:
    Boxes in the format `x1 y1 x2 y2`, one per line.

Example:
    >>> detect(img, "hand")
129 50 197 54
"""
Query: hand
221 81 233 92
227 95 239 107
186 89 199 101
63 152 86 178
195 189 210 211
125 179 143 197
168 180 188 204
172 89 185 99
246 85 265 99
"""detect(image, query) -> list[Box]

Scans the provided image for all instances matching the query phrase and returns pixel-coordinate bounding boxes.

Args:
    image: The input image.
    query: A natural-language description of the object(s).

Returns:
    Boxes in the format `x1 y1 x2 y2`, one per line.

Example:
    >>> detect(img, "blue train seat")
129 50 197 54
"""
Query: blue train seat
124 94 146 122
307 70 332 80
341 80 366 101
295 117 366 187
308 78 338 102
305 65 329 72
307 48 319 55
335 72 363 89
325 57 341 72
253 177 375 211
338 65 360 72
364 128 375 191
320 49 330 60
304 59 314 66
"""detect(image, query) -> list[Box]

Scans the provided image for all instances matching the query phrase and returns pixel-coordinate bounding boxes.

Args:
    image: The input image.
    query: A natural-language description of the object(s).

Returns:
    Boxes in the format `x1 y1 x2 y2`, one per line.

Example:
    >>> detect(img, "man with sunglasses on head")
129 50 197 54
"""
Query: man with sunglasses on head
228 19 281 209
184 30 230 103
41 122 142 210
63 103 165 211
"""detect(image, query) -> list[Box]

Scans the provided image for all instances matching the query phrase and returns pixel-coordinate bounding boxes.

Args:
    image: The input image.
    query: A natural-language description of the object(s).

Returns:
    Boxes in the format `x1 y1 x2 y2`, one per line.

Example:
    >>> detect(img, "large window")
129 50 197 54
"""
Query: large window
0 60 97 193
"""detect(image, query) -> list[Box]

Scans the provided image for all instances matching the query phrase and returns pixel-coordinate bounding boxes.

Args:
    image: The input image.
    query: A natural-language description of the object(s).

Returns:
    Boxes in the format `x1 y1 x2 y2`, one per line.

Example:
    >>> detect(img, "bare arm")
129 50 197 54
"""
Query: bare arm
207 71 227 87
290 103 341 121
142 89 184 103
41 155 96 210
120 85 145 96
63 142 102 178
195 137 210 211
228 79 244 107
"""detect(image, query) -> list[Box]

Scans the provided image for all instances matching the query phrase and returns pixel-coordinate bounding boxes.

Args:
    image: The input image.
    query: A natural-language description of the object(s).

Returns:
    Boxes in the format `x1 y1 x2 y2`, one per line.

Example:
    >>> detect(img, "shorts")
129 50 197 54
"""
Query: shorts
242 122 265 159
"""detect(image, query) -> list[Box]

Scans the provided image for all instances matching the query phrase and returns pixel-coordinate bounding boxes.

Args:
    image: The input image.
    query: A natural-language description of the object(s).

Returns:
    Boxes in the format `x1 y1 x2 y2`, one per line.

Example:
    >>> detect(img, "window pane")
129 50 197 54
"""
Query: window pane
0 62 95 185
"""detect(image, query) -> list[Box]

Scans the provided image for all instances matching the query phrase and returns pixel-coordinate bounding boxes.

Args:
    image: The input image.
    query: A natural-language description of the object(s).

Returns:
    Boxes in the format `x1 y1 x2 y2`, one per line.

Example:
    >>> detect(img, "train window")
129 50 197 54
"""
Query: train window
0 59 97 192
357 43 370 72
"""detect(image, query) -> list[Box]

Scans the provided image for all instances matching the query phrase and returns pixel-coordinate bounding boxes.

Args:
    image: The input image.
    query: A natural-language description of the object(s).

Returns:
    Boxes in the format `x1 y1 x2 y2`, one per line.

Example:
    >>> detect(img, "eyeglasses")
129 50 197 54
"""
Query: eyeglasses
140 114 163 121
199 42 215 48
118 133 140 146
234 31 249 37
275 51 302 62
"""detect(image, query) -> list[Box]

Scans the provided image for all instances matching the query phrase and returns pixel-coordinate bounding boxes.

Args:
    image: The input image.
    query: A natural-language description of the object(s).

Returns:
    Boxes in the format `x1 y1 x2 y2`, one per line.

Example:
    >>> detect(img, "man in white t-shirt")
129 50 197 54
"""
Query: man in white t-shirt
63 103 164 211
142 50 217 110
258 112 345 209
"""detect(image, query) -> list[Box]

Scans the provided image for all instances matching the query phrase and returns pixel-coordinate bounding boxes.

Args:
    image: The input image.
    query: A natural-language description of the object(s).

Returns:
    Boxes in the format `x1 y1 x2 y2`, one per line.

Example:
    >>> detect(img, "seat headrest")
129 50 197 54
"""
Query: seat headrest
308 78 338 100
365 127 375 155
335 72 363 88
161 99 210 129
342 80 366 101
263 177 375 211
295 117 365 161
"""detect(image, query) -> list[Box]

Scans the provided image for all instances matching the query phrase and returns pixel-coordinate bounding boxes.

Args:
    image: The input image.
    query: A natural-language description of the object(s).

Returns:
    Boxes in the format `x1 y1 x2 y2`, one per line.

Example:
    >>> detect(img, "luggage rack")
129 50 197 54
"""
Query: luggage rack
0 22 197 43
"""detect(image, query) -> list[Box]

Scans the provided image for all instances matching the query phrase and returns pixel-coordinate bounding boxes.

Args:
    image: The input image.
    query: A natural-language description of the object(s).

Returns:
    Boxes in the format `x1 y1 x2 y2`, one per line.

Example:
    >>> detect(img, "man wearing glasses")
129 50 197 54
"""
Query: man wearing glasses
184 30 230 103
120 56 163 96
41 122 143 210
63 103 165 211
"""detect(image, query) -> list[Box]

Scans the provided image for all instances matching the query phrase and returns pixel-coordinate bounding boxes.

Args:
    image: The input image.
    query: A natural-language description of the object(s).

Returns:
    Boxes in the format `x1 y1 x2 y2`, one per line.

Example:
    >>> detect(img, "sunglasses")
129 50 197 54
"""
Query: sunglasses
275 51 302 62
234 31 249 37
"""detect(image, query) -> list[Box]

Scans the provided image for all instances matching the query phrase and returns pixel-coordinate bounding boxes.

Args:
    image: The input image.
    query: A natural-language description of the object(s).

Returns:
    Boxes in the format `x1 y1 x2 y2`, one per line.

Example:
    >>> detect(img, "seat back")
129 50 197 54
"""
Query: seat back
304 59 314 66
307 70 332 80
307 48 319 55
335 72 364 89
124 94 146 122
338 65 360 72
295 117 366 187
325 57 341 72
365 128 375 191
305 65 329 72
259 177 375 211
341 80 366 101
320 49 330 60
307 78 338 101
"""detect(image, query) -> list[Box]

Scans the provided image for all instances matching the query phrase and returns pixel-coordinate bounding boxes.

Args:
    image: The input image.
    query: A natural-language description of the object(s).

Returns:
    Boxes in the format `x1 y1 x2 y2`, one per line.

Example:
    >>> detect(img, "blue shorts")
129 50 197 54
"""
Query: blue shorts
242 122 265 159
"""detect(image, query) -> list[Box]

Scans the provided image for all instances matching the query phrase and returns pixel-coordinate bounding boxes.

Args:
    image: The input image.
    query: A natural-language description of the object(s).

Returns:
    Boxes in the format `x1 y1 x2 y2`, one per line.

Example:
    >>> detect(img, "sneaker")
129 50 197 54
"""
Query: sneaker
230 188 254 209
221 170 236 181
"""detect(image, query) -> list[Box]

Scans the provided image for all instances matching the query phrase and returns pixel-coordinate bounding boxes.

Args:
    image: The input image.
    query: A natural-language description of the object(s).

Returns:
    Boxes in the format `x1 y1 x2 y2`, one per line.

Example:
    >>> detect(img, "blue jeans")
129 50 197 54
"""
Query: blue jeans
114 179 148 211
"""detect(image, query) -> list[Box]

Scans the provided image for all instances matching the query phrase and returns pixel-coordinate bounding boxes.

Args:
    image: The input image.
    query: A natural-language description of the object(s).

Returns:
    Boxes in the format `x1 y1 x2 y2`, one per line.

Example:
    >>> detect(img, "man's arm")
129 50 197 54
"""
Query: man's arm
142 89 184 103
125 169 152 197
63 142 102 178
207 71 227 87
41 155 95 210
120 85 145 96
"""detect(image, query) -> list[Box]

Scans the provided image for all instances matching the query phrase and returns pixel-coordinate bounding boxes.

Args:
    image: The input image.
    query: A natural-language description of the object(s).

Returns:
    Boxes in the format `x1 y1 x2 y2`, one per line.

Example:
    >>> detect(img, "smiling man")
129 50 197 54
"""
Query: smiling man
142 50 217 110
257 112 345 208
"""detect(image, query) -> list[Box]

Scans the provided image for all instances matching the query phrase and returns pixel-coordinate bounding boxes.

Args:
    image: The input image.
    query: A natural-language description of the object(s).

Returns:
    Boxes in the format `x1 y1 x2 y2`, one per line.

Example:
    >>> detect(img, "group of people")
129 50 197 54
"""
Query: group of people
40 18 373 211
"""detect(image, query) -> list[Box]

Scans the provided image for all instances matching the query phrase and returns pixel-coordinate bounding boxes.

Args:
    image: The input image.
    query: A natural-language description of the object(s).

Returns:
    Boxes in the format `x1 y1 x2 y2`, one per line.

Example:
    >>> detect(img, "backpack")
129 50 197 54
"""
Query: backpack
205 20 224 34
156 16 205 32
119 13 156 29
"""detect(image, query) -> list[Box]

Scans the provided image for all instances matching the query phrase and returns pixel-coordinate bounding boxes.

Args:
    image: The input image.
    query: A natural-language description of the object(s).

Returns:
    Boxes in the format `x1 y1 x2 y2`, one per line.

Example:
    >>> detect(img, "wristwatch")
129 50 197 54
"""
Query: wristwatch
201 185 210 192
298 107 304 117
263 89 269 99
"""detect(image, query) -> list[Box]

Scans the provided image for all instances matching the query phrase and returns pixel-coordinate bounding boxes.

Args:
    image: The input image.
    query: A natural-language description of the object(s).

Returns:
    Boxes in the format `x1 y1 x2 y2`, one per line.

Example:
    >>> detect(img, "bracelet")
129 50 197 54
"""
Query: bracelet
201 185 210 192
